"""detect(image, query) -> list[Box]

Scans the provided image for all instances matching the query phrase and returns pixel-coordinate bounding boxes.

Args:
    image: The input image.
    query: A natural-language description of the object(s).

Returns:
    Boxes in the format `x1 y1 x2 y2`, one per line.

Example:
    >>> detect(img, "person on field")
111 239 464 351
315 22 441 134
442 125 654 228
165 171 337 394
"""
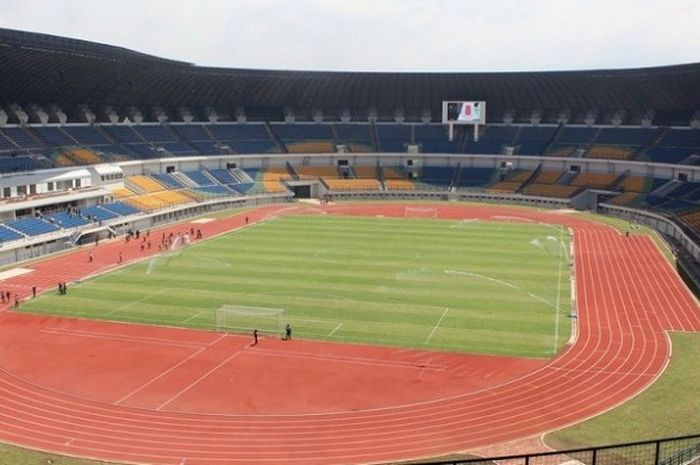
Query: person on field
284 323 292 340
252 328 259 346
118 252 123 264
32 285 36 298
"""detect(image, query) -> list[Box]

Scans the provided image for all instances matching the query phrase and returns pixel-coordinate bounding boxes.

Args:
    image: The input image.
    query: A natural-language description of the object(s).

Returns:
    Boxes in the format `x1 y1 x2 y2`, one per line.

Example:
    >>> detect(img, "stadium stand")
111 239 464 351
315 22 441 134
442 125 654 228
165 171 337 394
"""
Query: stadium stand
376 124 410 152
456 167 496 188
419 166 456 189
6 217 59 236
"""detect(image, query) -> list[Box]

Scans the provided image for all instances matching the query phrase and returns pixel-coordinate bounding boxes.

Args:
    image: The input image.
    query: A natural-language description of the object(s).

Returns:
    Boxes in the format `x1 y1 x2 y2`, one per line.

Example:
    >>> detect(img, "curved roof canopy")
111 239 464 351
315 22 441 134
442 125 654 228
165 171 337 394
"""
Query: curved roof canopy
0 28 698 124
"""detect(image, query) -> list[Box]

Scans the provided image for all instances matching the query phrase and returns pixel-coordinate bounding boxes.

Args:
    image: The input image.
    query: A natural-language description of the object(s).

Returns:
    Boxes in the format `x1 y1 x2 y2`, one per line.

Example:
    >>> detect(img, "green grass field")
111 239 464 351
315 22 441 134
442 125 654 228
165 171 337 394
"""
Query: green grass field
21 215 571 357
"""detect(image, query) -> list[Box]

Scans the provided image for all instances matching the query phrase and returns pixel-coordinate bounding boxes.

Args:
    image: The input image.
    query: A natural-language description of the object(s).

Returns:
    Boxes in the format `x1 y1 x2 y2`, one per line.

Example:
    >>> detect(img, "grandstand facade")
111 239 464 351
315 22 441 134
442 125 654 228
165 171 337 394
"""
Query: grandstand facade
1 28 700 283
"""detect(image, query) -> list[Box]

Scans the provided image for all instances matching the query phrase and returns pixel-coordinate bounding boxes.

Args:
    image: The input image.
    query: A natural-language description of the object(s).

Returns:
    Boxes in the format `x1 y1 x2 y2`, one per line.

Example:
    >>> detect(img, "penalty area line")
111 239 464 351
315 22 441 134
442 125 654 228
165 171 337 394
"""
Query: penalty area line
425 307 449 345
328 322 344 337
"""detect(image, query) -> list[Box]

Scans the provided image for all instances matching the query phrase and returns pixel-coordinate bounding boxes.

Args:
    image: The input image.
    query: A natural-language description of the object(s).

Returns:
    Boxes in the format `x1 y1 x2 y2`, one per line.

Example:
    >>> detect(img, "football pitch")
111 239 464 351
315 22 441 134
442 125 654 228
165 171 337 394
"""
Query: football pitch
22 215 572 357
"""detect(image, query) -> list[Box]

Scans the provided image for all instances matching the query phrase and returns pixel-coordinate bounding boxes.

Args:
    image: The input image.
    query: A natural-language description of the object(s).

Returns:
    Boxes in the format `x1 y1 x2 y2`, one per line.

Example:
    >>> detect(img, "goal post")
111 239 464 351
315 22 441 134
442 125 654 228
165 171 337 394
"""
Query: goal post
404 206 438 219
215 305 285 336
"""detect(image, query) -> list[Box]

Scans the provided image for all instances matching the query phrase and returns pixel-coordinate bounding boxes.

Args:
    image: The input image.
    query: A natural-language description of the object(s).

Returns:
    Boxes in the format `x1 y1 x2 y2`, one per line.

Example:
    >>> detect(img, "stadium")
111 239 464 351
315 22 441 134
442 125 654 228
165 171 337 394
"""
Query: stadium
0 23 698 465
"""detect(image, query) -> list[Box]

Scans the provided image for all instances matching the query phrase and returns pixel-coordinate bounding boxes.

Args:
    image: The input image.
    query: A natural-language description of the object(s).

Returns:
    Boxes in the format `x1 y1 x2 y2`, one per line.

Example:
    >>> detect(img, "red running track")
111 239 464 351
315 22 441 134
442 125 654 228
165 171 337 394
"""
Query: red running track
0 203 697 465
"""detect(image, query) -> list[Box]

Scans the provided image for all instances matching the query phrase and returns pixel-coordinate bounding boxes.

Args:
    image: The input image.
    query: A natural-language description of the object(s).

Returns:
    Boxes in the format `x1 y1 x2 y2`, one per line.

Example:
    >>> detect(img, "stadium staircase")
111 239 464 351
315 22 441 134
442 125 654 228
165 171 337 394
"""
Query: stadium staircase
516 164 543 193
449 162 462 191
541 123 565 155
285 161 299 180
369 122 380 152
164 125 200 154
557 171 577 185
265 122 288 153
170 172 197 188
652 179 684 197
377 164 387 190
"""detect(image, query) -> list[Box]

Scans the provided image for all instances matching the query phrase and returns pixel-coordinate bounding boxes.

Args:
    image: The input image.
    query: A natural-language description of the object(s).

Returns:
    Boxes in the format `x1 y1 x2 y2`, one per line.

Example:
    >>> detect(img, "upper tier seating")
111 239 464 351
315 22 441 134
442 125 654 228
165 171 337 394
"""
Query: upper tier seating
595 128 656 145
133 125 177 143
33 127 75 146
376 124 411 152
102 126 143 143
558 127 598 144
457 167 496 188
62 126 110 145
1 127 43 149
414 124 459 153
171 125 212 142
419 166 455 188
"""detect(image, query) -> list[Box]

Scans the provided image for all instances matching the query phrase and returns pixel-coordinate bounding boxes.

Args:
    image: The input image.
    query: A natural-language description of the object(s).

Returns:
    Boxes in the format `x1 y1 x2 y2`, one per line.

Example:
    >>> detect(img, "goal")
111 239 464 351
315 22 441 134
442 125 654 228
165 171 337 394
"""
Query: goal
404 206 438 219
215 305 285 336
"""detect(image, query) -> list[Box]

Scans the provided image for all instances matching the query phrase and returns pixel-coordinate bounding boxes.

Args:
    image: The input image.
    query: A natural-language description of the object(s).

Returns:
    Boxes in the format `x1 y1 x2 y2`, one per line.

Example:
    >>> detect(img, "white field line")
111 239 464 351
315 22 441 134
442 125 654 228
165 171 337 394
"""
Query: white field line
180 310 206 324
105 288 169 316
156 348 246 411
39 327 202 349
328 322 344 337
445 269 557 309
424 307 449 345
114 346 207 405
553 225 565 355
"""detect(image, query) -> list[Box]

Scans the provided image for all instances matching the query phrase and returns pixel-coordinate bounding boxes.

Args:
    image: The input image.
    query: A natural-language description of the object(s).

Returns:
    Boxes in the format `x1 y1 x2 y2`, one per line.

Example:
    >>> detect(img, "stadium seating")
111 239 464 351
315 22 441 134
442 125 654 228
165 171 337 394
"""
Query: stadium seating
323 178 380 191
376 124 410 152
151 173 187 189
1 127 43 149
6 217 59 236
570 172 619 189
46 211 89 228
102 126 143 143
182 171 216 187
354 166 377 178
414 124 459 154
457 167 496 188
333 124 373 152
295 166 340 178
287 141 336 153
128 175 166 193
489 169 534 192
81 205 119 221
0 225 25 242
586 145 635 160
62 126 110 145
101 201 141 216
419 166 455 188
33 127 76 146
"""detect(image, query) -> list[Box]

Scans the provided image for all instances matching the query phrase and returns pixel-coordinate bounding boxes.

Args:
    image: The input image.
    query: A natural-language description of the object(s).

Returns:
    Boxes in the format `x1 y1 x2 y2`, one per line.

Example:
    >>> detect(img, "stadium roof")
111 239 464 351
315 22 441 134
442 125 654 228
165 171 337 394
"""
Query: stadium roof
1 28 699 124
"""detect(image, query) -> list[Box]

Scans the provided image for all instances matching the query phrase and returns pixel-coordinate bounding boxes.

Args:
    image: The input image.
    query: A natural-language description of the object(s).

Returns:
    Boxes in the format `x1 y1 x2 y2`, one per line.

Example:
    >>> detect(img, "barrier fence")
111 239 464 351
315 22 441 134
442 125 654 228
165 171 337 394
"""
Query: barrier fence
405 434 700 465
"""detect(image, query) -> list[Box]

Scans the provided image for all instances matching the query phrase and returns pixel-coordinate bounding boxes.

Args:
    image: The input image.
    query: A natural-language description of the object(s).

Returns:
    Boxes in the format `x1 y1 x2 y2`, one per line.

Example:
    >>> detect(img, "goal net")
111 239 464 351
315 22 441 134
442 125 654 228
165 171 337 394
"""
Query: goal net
215 305 285 335
404 207 438 219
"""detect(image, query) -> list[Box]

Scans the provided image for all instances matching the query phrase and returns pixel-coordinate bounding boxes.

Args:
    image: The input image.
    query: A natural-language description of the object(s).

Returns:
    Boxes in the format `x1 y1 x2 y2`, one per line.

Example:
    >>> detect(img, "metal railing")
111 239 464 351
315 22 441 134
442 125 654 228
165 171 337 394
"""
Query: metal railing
403 434 700 465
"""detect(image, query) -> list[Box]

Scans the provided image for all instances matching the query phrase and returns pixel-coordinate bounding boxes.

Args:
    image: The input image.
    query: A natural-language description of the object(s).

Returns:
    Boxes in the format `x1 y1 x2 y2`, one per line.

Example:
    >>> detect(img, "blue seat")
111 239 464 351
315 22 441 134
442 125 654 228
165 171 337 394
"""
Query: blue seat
102 202 141 216
47 212 88 228
6 217 59 236
0 225 25 242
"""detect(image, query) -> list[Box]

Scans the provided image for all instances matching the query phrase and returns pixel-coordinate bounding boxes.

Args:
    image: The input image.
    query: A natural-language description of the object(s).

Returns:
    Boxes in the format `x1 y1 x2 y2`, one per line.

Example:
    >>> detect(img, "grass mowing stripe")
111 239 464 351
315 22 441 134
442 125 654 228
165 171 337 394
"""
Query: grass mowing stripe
21 215 571 357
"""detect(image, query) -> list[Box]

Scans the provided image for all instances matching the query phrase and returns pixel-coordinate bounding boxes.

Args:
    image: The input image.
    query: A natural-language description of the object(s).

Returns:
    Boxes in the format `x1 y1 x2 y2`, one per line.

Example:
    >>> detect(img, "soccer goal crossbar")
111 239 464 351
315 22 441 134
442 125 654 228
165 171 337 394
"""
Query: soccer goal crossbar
215 305 285 335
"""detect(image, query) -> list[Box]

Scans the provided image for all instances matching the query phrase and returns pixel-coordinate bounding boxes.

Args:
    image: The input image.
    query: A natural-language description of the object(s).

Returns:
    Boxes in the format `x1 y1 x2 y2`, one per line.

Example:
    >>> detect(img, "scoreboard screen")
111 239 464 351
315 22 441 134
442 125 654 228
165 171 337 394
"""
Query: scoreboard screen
442 101 486 124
